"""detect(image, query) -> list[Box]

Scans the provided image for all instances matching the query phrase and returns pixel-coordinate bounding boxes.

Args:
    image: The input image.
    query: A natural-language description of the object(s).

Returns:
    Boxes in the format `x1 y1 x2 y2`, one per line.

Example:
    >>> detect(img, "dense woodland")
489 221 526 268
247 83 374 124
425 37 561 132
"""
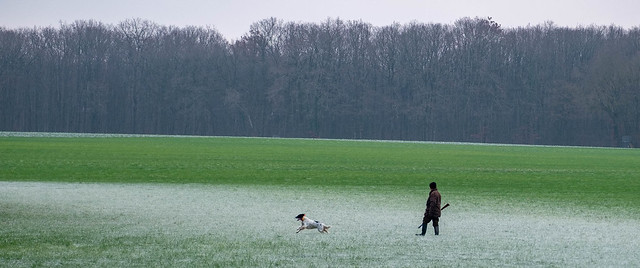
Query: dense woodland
1 17 639 147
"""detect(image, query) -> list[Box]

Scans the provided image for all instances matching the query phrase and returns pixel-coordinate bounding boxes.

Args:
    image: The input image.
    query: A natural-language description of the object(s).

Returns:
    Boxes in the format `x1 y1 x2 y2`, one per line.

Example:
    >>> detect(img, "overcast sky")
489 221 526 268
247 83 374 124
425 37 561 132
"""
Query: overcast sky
1 0 639 40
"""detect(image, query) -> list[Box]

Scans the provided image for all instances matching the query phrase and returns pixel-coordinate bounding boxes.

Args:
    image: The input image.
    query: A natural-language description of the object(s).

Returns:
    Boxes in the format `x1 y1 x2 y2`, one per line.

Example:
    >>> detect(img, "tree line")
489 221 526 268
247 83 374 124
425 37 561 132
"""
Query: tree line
1 17 639 147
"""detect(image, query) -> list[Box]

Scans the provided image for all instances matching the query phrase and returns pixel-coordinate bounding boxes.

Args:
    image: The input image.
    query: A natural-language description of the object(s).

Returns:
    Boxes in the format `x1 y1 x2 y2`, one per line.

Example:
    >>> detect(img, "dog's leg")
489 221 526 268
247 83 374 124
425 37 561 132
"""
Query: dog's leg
317 224 329 233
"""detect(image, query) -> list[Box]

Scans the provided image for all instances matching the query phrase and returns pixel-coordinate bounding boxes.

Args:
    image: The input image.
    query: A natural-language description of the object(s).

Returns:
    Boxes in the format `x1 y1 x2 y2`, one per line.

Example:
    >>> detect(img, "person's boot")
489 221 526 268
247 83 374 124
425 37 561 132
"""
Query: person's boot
415 224 427 236
434 226 439 235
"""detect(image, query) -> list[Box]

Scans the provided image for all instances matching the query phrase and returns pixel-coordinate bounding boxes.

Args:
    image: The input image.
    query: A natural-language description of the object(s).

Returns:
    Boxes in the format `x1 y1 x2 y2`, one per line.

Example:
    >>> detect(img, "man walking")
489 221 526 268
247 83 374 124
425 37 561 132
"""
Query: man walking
417 181 441 236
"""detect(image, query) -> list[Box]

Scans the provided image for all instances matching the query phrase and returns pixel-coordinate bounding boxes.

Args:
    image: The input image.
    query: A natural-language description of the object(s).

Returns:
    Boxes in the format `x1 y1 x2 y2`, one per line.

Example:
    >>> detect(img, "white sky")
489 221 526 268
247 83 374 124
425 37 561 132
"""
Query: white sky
1 0 639 40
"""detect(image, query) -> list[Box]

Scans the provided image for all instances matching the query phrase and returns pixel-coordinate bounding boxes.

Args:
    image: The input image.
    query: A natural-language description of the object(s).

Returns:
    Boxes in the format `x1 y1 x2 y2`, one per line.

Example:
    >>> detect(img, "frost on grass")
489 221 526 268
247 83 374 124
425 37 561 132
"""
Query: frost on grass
1 181 639 267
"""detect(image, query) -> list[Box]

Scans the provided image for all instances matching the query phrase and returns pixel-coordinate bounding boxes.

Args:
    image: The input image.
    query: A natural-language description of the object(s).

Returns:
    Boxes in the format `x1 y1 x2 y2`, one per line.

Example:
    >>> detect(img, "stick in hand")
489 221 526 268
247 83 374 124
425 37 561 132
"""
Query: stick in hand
418 203 450 228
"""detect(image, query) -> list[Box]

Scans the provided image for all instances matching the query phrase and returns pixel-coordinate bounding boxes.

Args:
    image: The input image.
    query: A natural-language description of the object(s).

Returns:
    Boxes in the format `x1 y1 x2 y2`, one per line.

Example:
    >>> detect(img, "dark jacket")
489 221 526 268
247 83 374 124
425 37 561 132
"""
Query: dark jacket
425 189 441 218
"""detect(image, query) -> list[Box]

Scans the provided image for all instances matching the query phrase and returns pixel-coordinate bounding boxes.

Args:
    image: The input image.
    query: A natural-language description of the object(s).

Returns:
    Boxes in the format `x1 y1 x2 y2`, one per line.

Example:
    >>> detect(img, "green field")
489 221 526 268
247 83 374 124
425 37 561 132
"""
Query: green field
1 133 639 267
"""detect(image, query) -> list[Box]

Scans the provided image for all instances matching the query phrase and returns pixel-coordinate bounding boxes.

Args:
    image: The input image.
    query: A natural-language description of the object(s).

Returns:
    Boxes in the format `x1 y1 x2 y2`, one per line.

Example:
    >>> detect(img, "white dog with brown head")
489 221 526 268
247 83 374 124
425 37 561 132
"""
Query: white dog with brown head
295 213 330 233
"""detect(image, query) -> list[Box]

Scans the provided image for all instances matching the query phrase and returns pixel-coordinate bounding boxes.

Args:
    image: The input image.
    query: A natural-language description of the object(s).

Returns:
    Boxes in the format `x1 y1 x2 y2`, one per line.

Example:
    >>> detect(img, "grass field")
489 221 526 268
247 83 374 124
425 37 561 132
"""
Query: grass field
1 133 639 267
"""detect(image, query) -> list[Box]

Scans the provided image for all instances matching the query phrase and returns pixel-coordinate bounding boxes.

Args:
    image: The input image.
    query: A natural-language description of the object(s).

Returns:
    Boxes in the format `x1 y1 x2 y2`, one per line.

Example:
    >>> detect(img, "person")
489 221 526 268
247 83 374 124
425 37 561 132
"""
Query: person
417 181 441 236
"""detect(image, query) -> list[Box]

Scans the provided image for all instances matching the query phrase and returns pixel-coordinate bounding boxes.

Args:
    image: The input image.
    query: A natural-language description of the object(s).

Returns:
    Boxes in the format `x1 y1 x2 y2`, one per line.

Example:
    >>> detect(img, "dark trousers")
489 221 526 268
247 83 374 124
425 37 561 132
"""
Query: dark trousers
423 215 439 227
420 215 439 235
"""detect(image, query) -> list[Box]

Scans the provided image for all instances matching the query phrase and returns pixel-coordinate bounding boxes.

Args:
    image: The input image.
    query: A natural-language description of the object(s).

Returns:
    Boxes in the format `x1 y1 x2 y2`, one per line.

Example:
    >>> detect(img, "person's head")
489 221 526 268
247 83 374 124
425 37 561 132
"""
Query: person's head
429 182 437 190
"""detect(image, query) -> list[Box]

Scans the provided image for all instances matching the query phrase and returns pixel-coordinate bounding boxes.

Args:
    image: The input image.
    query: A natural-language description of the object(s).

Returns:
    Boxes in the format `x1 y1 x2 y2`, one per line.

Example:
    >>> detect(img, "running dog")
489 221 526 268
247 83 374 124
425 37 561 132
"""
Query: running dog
295 213 330 233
